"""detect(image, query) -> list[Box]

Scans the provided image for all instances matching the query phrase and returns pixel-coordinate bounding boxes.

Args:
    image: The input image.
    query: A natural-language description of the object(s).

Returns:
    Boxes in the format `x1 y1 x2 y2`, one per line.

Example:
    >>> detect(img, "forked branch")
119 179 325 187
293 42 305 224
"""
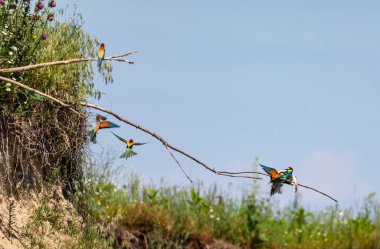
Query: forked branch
218 170 338 202
0 75 262 182
81 103 262 181
0 51 137 74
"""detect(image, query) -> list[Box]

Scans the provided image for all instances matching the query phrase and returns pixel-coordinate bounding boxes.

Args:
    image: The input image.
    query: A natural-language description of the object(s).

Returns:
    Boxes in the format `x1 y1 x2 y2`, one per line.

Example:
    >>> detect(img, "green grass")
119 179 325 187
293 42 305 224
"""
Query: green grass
76 158 380 249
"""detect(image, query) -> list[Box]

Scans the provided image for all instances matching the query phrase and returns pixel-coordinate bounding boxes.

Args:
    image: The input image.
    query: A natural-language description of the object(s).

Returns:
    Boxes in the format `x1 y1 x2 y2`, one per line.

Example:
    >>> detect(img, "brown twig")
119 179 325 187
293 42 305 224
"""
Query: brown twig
218 170 338 202
0 51 137 74
296 183 338 203
218 172 262 180
164 145 193 183
218 170 268 177
0 76 80 115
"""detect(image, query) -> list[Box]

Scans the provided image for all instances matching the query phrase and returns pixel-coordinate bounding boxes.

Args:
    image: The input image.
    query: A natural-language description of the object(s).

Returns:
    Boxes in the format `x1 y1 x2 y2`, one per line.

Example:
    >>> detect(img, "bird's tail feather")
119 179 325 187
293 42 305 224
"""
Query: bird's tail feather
260 164 273 175
120 149 137 159
271 180 283 196
97 58 103 67
88 129 97 144
107 121 120 128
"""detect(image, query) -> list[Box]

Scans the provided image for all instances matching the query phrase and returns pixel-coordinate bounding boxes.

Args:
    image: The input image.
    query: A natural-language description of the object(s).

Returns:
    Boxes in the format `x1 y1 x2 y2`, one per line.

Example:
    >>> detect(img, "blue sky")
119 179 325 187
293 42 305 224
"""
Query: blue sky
59 0 380 208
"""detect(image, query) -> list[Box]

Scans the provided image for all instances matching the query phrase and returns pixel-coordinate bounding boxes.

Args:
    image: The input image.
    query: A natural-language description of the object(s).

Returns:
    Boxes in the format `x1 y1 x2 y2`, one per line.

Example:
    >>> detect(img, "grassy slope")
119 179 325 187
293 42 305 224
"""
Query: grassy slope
77 161 380 249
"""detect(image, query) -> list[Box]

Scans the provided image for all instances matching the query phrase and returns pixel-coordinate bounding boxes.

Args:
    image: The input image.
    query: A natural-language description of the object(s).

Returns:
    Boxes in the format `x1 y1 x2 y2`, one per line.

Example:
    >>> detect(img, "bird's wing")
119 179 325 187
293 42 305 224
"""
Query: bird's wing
88 123 100 144
100 121 120 129
88 129 97 144
260 164 276 174
133 142 148 146
260 164 282 179
271 179 284 196
96 114 107 122
112 132 129 144
120 148 137 159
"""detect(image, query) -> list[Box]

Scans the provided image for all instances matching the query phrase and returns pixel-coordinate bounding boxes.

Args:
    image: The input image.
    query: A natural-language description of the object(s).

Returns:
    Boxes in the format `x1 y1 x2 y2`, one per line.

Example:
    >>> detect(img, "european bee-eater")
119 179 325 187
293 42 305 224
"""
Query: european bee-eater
97 43 105 67
260 164 285 195
89 114 120 144
281 167 298 193
112 132 147 159
260 164 297 196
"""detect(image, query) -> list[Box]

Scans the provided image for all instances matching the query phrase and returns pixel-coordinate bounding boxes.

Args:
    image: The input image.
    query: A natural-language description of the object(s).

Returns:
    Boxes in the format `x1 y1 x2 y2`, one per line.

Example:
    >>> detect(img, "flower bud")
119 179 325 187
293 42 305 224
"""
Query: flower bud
37 1 44 10
48 0 56 7
47 13 54 21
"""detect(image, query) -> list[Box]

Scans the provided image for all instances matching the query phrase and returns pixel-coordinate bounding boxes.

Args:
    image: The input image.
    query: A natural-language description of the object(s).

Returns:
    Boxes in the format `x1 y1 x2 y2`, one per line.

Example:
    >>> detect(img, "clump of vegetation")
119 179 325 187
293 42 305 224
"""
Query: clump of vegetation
0 0 111 196
77 156 380 249
0 0 112 106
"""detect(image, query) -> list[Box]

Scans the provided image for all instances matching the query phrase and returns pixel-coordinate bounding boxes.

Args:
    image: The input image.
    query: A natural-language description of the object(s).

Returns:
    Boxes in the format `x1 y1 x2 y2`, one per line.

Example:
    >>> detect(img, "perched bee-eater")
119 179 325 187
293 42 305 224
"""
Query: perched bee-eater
281 167 298 193
112 132 148 159
260 164 297 195
97 43 105 67
89 114 120 144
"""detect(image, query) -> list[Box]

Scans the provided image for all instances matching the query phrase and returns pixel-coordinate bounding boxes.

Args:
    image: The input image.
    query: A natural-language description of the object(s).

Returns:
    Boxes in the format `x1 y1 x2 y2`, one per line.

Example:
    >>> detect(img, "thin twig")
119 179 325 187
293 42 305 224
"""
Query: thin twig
164 145 193 183
0 51 137 74
218 172 262 180
110 59 135 64
0 76 80 115
296 183 338 203
218 170 338 202
218 170 268 177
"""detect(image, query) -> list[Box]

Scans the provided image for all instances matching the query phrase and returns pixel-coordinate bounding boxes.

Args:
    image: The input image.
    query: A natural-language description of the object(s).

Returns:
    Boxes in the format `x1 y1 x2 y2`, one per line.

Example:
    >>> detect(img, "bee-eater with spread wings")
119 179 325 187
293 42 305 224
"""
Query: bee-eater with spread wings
112 132 148 159
97 43 105 67
260 164 285 195
89 114 120 144
260 164 297 196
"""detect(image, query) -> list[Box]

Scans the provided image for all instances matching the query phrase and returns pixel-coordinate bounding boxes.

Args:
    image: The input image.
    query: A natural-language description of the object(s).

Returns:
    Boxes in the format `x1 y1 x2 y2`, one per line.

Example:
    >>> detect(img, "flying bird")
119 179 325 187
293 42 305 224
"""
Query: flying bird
112 132 147 159
97 43 105 67
260 164 297 195
89 114 120 144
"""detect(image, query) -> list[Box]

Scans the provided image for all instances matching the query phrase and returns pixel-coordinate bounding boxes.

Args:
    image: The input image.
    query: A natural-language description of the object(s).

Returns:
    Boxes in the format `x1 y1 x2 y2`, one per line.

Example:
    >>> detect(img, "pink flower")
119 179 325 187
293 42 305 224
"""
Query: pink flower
41 33 48 40
0 0 5 6
37 1 44 10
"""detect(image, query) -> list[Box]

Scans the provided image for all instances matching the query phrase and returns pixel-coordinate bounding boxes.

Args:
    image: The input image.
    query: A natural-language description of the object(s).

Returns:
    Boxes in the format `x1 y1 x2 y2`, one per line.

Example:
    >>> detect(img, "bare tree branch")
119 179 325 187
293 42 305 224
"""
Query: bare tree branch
1 59 337 203
218 170 338 202
81 103 221 175
218 172 262 180
218 170 268 177
0 51 137 74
